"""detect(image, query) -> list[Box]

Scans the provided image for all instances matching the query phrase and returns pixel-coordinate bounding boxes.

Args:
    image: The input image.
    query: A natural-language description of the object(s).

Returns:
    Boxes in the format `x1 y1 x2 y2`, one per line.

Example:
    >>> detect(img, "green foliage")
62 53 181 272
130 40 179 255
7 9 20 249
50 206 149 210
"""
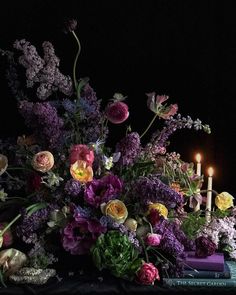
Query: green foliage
211 208 231 218
91 230 142 279
181 211 205 239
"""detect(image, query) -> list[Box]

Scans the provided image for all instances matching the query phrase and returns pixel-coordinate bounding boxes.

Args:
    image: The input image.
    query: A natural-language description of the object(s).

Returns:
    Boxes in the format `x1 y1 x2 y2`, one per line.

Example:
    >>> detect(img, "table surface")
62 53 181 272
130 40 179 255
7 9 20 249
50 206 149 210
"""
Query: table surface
1 269 236 295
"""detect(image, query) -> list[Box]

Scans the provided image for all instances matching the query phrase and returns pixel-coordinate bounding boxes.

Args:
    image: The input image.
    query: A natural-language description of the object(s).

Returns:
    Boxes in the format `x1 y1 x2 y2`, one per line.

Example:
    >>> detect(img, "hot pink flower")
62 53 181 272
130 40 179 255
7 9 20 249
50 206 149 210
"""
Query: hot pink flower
69 144 94 166
136 262 160 285
105 101 129 124
145 233 162 246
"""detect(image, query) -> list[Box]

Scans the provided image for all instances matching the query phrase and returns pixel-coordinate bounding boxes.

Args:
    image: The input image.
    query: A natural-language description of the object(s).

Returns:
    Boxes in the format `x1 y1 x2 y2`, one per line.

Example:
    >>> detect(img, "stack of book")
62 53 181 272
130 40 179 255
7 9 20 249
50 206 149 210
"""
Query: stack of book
163 252 236 287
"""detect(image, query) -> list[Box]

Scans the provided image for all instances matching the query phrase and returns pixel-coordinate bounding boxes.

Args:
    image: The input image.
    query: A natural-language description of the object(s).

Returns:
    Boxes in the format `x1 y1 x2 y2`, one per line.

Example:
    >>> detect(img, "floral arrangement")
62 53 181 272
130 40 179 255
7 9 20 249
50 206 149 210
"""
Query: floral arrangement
0 20 235 286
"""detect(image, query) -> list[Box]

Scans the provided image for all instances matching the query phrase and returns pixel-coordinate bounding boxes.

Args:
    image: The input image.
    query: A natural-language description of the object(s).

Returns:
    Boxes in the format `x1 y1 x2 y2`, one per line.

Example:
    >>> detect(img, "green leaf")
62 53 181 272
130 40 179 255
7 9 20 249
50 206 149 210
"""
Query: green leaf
27 202 47 216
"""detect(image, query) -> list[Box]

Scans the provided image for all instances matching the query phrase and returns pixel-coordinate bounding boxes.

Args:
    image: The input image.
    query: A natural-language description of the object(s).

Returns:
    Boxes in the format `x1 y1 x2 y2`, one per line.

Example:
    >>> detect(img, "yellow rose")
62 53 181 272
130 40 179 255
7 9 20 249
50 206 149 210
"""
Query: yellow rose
32 151 54 173
70 160 93 183
147 203 168 218
215 192 234 211
102 199 128 223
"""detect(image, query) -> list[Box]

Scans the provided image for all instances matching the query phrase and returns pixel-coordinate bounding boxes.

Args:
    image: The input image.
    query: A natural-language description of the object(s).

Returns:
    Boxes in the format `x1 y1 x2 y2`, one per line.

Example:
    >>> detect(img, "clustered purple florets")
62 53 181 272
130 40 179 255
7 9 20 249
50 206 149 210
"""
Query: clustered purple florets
132 175 183 209
115 132 141 166
14 39 73 100
79 84 107 143
64 179 81 197
18 100 64 149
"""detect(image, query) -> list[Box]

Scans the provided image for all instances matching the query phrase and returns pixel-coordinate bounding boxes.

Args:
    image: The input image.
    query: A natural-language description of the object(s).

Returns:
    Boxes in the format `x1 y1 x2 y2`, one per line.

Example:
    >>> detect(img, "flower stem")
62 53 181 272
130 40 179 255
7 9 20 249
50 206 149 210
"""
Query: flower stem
140 113 158 139
140 238 149 263
71 31 81 93
0 203 40 236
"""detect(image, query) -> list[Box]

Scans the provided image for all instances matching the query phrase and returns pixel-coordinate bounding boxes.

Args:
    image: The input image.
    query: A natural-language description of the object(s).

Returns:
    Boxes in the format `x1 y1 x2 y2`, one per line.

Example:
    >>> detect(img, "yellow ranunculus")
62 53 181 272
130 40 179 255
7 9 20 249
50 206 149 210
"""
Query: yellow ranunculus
70 160 93 183
102 199 128 223
215 192 234 211
147 203 168 218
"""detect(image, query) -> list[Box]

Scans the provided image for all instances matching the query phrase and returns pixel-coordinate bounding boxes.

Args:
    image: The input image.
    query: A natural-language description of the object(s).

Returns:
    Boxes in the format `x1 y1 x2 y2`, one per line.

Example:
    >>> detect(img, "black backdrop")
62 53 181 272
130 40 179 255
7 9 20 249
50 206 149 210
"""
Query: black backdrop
1 0 236 196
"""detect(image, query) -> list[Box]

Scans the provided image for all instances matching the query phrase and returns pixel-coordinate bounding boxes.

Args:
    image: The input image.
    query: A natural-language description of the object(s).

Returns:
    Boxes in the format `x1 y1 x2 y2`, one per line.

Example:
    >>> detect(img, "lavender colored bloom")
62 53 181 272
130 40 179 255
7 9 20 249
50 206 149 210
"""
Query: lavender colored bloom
64 179 81 197
62 217 106 255
18 100 64 149
132 175 183 209
13 39 73 100
84 174 122 208
79 84 107 143
143 114 211 159
115 132 141 166
74 205 92 219
17 207 51 243
62 99 77 114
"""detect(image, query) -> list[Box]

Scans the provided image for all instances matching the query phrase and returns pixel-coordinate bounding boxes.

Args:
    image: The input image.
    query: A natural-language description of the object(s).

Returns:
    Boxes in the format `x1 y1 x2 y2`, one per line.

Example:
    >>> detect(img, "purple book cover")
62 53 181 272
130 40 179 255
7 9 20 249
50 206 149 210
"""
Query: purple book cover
185 252 225 272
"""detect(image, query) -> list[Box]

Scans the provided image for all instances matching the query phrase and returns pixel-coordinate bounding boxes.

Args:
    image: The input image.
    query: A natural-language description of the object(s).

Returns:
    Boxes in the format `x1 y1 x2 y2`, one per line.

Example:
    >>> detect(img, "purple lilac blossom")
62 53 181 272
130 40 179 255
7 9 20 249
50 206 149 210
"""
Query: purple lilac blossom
62 99 77 114
132 175 183 209
64 179 81 197
143 114 210 159
84 174 122 208
79 84 107 143
13 39 73 100
115 132 141 166
18 100 64 149
17 207 52 243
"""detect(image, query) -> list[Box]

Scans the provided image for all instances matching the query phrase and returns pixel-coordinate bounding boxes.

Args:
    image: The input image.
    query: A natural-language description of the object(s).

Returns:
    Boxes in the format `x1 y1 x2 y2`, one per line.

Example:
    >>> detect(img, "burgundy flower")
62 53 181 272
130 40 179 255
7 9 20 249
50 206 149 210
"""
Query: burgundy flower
136 262 160 285
62 217 106 255
148 209 161 226
27 172 42 192
84 174 122 208
105 101 129 124
195 236 216 257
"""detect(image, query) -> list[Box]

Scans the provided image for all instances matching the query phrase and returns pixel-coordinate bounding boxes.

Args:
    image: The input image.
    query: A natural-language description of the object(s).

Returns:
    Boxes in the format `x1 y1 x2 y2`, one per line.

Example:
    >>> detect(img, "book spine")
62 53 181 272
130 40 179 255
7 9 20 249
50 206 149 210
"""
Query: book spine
183 271 230 279
163 278 236 287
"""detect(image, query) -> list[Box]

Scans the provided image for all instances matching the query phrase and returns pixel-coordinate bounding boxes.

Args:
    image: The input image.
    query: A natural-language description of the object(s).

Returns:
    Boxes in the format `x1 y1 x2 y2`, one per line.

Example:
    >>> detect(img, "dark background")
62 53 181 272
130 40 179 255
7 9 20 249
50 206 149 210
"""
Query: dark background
0 0 236 196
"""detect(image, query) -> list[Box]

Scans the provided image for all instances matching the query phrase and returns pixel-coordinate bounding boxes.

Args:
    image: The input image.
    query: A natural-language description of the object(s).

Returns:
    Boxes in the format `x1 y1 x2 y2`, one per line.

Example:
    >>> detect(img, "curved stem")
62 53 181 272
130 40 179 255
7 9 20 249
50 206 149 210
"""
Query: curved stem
71 31 81 92
0 203 40 236
140 113 158 139
140 238 149 263
7 167 34 173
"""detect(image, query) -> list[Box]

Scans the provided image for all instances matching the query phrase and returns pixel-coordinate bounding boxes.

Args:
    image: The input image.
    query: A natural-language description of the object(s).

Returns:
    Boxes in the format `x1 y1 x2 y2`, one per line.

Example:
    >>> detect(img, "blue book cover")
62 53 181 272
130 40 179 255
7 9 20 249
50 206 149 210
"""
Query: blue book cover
163 261 236 287
183 261 231 279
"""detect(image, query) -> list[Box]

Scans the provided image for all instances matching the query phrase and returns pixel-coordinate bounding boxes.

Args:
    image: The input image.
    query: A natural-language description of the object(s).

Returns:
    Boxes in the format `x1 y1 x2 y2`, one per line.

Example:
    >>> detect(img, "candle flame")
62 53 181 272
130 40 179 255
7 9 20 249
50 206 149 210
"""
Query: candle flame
195 153 201 163
208 167 214 177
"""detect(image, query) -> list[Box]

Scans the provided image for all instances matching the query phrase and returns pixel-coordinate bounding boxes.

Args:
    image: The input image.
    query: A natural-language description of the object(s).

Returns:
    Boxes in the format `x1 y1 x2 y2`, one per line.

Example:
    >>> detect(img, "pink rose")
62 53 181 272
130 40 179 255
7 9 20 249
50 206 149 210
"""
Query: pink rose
69 145 94 166
105 101 129 124
31 151 54 173
137 262 160 285
0 223 13 248
145 233 162 246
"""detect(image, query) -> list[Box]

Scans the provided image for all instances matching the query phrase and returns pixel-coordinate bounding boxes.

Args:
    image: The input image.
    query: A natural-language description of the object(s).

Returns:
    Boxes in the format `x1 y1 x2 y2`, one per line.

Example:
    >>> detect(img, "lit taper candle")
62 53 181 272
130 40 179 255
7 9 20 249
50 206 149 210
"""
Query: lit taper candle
206 167 214 222
194 153 202 211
